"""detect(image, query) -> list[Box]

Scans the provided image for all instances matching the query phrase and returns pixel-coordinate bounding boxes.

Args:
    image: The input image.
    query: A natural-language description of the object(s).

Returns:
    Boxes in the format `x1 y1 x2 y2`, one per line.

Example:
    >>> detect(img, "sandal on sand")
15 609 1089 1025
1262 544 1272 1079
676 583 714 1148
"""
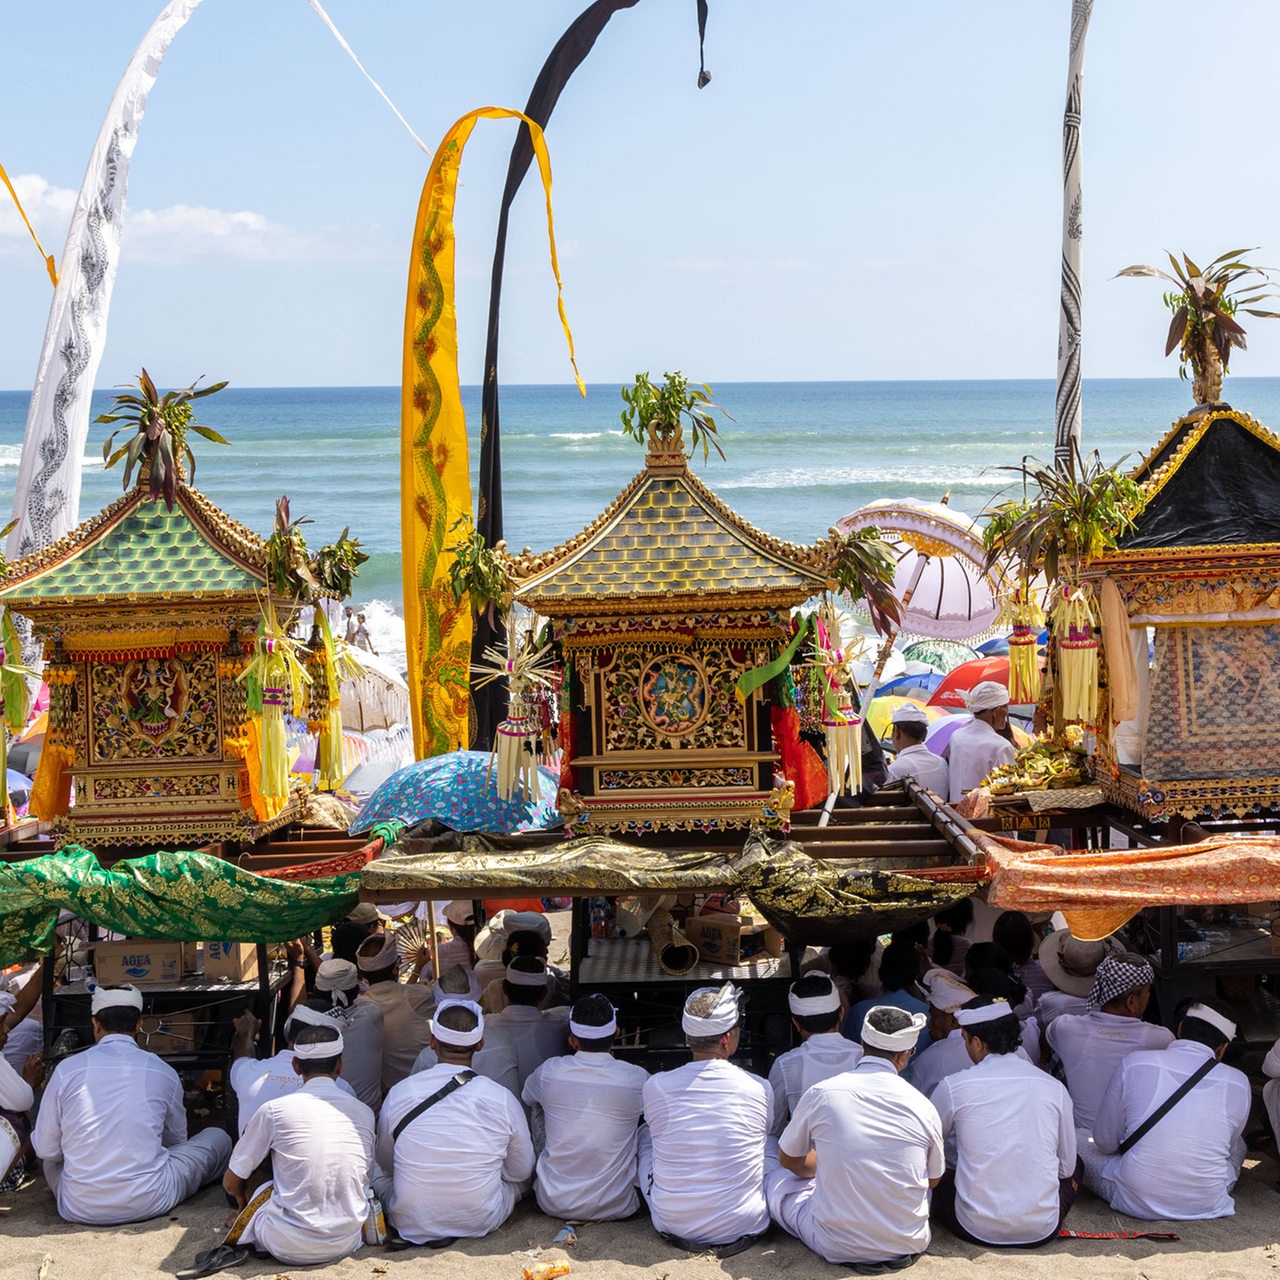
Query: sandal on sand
175 1243 251 1278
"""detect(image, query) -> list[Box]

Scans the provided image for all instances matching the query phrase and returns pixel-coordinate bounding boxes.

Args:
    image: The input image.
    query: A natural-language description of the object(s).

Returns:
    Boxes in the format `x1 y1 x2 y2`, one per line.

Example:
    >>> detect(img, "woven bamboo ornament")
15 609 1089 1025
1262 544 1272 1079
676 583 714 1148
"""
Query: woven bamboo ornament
1005 587 1045 705
813 604 861 795
307 609 366 791
472 621 557 801
1051 584 1099 724
237 599 311 800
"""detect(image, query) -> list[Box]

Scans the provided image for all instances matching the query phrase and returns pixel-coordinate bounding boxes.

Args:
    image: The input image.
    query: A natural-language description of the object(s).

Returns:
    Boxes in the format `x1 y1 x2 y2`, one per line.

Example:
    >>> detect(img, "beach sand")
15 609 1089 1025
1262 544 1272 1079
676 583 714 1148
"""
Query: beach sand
5 1154 1280 1280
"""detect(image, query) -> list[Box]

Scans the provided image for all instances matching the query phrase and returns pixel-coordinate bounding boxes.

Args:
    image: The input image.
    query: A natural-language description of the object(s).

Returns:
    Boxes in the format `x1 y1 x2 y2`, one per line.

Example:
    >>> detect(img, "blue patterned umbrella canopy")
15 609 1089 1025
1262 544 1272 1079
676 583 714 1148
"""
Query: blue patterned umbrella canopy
349 750 561 836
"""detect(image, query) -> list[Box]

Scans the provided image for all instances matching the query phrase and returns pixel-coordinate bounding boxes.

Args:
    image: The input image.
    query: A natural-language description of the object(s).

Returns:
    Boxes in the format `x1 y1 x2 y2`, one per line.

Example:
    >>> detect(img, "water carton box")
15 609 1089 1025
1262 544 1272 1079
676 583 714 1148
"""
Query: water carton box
203 941 259 982
685 912 783 967
93 939 185 985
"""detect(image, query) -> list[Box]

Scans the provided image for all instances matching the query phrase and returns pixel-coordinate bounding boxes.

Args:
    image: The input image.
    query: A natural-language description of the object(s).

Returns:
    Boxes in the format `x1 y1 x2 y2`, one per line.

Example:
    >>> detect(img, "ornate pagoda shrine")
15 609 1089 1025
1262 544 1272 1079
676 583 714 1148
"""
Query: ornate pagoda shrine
508 420 837 835
1 480 304 847
1089 405 1280 818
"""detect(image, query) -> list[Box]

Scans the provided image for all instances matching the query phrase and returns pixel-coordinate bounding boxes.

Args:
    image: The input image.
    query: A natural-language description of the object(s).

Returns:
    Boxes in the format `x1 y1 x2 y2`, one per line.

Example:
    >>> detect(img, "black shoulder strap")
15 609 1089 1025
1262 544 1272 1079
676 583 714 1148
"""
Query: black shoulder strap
392 1070 476 1143
1115 1056 1215 1155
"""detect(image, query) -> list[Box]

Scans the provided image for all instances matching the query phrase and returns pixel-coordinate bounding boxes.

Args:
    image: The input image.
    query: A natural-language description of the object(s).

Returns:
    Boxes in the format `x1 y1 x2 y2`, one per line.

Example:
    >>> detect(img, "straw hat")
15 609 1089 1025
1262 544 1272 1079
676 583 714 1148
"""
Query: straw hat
1037 929 1123 999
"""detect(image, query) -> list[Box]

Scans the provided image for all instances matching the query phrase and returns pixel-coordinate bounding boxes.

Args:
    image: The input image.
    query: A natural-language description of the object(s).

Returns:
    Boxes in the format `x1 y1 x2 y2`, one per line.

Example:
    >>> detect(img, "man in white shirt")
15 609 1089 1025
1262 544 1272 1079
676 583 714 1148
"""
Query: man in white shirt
931 997 1080 1247
32 985 232 1225
208 1024 376 1269
522 993 649 1220
638 984 771 1254
229 1005 358 1136
1088 1001 1249 1219
769 974 862 1137
1046 953 1174 1137
1036 929 1124 1029
946 681 1017 802
765 1005 943 1267
903 968 977 1099
479 958 570 1098
376 1000 533 1245
355 930 433 1093
301 959 384 1111
883 703 949 796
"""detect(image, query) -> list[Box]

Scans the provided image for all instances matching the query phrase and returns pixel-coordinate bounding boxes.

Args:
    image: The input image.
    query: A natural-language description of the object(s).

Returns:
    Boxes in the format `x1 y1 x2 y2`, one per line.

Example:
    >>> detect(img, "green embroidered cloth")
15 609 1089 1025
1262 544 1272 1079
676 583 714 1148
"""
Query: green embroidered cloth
0 844 360 967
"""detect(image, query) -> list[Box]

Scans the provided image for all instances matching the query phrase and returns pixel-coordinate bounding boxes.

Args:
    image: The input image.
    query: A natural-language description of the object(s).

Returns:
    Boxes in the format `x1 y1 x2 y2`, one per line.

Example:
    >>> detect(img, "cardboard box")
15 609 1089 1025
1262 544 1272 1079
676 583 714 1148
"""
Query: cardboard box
93 939 185 985
138 1009 202 1054
203 941 259 982
685 912 784 967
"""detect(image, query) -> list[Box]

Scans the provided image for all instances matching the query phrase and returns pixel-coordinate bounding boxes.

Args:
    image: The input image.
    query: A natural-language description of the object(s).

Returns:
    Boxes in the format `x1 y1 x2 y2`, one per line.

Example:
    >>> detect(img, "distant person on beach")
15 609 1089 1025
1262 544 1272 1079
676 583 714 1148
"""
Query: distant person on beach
355 612 376 654
344 605 357 644
33 985 232 1225
945 681 1017 802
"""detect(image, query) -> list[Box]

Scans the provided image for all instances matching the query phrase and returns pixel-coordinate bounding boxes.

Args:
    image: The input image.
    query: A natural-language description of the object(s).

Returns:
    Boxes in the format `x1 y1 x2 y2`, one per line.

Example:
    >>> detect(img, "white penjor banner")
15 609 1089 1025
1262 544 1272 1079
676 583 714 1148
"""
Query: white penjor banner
1053 0 1094 470
6 0 205 562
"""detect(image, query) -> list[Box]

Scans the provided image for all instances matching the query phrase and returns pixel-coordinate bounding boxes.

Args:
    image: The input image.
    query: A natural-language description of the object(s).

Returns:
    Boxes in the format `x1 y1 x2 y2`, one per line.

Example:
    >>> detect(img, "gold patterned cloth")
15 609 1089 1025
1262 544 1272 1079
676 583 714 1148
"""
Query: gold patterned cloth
0 845 360 967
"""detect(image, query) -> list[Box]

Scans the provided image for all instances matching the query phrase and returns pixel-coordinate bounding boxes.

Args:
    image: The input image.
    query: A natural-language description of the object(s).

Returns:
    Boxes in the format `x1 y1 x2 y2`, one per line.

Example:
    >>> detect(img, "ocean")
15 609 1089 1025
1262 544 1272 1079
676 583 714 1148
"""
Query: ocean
3 376 1279 671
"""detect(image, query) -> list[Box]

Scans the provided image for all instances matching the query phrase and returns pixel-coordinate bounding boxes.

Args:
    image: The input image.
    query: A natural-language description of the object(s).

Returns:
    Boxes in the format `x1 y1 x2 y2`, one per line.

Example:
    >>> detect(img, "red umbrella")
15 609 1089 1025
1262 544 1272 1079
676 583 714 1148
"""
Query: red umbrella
928 656 1010 711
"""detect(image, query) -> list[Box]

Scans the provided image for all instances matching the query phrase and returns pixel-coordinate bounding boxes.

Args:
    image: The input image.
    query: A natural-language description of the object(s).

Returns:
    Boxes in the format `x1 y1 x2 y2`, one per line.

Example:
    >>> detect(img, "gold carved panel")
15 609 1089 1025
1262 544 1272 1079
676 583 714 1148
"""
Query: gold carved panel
90 651 222 762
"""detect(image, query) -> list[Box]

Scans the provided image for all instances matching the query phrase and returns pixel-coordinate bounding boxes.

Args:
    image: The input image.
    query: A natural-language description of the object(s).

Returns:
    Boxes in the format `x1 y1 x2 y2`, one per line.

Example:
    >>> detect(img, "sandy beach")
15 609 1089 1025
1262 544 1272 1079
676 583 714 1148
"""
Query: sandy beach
5 1150 1280 1280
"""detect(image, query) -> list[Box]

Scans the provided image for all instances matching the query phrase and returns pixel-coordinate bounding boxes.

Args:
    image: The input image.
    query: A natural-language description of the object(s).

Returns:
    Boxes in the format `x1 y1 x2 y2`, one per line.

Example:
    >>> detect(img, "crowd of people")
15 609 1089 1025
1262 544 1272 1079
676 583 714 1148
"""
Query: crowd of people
0 900 1265 1276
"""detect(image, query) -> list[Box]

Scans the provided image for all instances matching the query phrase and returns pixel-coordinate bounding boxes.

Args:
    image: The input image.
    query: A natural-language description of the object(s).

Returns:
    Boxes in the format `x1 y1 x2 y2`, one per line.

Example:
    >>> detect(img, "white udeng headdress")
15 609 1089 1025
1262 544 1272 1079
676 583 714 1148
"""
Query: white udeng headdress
955 999 1014 1027
1185 1002 1237 1042
788 975 841 1017
431 998 485 1048
861 1007 927 1051
294 1028 344 1059
91 984 143 1015
682 983 742 1037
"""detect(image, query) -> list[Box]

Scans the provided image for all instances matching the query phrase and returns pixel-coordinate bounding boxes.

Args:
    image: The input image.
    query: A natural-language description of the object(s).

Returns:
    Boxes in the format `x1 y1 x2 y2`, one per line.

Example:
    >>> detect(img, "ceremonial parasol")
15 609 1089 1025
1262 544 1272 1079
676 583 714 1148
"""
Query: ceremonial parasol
877 671 945 700
929 656 1012 710
901 639 980 673
975 636 1011 656
349 749 561 836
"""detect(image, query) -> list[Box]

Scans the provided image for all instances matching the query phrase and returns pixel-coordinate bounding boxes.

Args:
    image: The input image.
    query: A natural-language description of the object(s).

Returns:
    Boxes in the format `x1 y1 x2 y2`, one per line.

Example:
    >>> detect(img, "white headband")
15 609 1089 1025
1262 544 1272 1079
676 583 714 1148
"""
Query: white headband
0 992 16 1018
294 1030 344 1059
861 1008 927 1051
356 931 399 972
286 1004 341 1039
955 1000 1014 1027
91 985 143 1015
316 959 359 994
1185 1003 1237 1042
570 1010 618 1039
434 965 483 1005
506 961 549 988
923 968 976 1013
681 983 742 1037
431 999 485 1047
788 982 841 1017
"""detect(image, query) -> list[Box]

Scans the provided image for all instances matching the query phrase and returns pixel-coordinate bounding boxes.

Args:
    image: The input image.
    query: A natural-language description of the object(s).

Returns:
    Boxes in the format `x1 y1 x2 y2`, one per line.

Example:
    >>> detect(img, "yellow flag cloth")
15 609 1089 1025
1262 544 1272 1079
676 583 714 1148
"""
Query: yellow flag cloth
401 106 581 760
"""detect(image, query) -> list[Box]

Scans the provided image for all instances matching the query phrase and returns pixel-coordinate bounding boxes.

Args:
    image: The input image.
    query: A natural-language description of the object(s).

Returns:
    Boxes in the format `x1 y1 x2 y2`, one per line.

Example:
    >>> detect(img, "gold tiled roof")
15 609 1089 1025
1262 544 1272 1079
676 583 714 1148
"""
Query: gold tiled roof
512 460 834 613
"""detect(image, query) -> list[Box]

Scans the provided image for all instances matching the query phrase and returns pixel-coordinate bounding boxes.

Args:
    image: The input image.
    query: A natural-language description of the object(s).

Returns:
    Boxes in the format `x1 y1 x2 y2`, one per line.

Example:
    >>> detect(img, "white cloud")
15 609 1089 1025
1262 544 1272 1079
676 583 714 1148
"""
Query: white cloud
0 172 320 265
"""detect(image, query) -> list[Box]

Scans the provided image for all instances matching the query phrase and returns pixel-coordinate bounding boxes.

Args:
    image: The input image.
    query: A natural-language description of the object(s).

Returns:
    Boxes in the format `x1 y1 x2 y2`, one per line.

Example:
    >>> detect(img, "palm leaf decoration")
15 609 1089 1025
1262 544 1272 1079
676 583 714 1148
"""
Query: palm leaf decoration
447 518 514 626
827 525 902 635
1116 248 1280 401
315 528 369 599
96 368 229 509
265 496 319 597
619 371 730 462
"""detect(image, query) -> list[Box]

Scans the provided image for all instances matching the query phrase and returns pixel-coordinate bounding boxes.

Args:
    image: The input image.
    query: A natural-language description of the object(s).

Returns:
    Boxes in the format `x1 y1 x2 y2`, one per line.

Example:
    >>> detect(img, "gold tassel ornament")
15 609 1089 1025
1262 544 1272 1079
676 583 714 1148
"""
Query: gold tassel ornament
306 609 365 791
238 599 311 801
1004 586 1045 705
1051 583 1099 725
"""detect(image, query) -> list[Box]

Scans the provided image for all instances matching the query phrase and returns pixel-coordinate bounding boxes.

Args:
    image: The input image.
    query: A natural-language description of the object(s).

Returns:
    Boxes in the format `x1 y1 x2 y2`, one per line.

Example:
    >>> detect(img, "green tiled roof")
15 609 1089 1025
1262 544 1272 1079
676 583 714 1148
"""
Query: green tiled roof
516 470 830 607
2 498 264 602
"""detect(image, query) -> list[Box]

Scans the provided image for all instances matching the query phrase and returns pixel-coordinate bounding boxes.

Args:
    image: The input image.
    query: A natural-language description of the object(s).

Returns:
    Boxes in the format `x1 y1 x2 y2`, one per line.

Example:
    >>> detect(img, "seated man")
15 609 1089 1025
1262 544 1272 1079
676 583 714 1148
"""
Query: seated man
32 985 232 1225
903 968 977 1099
479 958 570 1097
1087 1001 1249 1220
638 984 771 1253
355 930 433 1093
883 703 949 796
1046 953 1174 1138
301 958 384 1111
931 997 1080 1248
229 1004 357 1135
212 1024 376 1268
768 974 862 1136
522 993 649 1221
765 1005 943 1268
376 1000 534 1244
1036 930 1121 1028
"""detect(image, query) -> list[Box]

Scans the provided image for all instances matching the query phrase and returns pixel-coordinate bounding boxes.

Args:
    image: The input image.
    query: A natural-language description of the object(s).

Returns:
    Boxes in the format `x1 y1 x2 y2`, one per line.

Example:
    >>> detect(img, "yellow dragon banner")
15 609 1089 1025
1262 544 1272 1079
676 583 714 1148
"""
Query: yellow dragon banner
401 106 581 759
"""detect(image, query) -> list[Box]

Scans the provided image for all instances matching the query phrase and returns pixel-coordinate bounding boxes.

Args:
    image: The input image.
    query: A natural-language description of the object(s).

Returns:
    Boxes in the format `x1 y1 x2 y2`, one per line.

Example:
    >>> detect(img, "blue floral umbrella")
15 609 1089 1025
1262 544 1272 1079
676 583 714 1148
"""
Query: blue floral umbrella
349 749 561 836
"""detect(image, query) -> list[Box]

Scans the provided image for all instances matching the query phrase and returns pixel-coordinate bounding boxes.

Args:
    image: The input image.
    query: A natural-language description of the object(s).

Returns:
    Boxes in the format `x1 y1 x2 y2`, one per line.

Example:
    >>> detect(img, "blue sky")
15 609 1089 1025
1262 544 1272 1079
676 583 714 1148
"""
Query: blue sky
4 0 1280 390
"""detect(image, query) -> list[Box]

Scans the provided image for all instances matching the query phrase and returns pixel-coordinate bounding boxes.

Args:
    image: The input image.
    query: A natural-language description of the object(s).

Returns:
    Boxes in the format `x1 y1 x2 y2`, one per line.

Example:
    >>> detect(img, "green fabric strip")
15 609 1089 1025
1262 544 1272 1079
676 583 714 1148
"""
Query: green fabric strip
0 844 359 967
735 613 811 703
